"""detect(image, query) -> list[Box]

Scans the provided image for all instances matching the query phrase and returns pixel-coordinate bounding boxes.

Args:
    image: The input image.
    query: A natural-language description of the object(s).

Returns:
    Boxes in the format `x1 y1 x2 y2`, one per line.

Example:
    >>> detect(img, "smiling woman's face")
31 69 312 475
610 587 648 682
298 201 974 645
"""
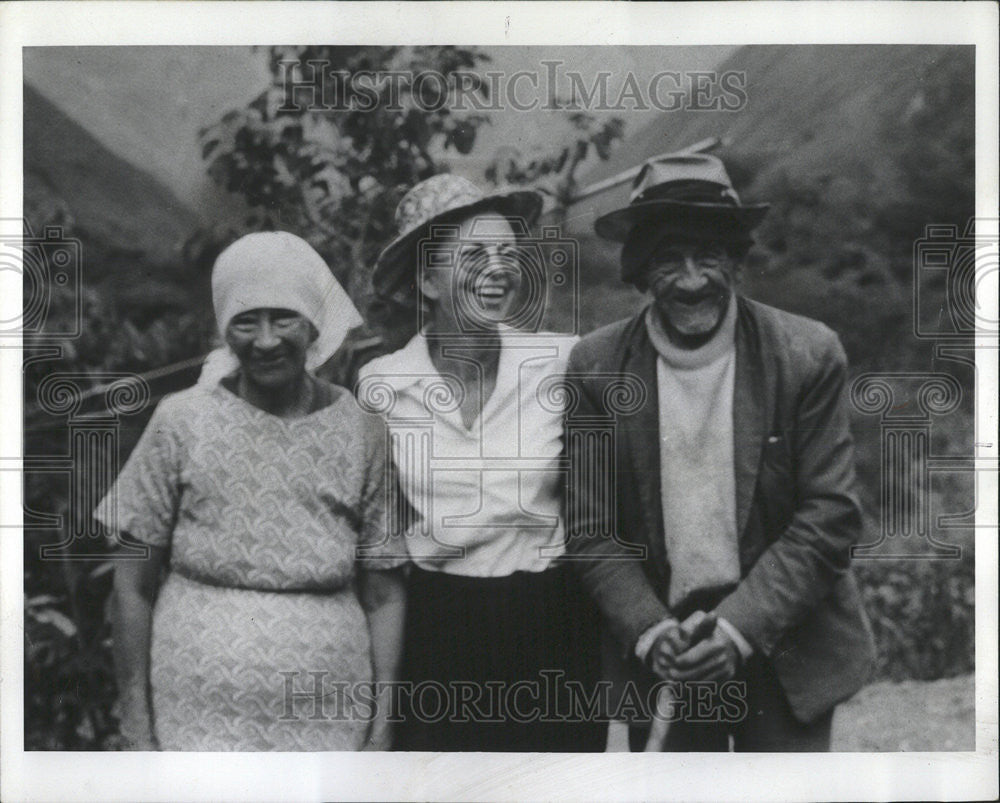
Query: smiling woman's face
644 238 739 341
420 213 521 331
224 308 317 388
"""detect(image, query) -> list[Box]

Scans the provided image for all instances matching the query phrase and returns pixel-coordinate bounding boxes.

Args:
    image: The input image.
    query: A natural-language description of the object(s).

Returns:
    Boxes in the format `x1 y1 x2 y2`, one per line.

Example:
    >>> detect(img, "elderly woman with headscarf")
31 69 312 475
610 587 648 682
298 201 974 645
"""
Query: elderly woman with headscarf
97 232 407 751
357 176 604 752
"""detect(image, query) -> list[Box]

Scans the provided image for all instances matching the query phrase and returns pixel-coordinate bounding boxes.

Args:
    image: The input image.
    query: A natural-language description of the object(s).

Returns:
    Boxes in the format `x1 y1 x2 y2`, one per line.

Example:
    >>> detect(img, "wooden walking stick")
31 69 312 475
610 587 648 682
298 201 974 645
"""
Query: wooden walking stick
644 611 718 752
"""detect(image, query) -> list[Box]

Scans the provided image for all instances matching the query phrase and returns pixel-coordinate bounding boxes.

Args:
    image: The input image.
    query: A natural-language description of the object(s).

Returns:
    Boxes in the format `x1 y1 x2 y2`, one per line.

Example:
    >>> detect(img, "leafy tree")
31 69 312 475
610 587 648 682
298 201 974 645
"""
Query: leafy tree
200 46 493 301
24 274 212 750
200 47 625 358
486 112 626 212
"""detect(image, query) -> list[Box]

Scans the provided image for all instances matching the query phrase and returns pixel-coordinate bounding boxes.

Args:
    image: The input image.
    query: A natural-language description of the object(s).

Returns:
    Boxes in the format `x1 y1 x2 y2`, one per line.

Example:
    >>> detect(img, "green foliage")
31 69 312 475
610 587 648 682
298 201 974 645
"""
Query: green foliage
725 48 974 375
855 552 975 681
24 278 214 750
724 54 976 685
486 112 626 208
199 46 493 300
25 563 120 750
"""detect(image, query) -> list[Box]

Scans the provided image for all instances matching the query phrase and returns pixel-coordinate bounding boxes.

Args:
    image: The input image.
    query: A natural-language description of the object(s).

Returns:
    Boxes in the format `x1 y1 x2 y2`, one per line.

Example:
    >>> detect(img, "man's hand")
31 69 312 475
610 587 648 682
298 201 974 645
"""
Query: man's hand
645 611 718 680
670 624 741 682
645 620 688 680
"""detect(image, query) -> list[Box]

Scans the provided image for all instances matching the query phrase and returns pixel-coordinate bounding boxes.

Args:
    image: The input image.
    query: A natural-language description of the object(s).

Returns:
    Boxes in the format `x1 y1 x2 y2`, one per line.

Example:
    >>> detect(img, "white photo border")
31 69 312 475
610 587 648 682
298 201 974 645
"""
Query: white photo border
1 2 997 801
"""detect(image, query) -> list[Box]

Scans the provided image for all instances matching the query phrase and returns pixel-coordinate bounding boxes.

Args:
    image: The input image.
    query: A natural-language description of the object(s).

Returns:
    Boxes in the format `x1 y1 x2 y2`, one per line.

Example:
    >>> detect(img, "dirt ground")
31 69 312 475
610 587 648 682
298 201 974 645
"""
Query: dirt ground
831 674 976 751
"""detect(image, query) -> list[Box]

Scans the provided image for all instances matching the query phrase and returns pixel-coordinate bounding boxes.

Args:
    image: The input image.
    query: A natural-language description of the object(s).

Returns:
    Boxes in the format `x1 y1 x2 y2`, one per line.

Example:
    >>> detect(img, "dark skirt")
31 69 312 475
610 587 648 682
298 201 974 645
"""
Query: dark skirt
394 563 605 752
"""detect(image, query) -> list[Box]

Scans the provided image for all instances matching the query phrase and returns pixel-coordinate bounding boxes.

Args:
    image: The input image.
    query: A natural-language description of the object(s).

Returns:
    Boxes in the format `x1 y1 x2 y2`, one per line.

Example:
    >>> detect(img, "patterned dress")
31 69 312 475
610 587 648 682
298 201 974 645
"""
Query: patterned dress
95 382 406 750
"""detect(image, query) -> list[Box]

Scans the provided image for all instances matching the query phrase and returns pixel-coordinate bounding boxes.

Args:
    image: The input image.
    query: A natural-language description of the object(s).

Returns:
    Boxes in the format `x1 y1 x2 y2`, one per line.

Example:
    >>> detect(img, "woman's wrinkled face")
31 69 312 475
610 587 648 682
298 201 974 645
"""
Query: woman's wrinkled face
225 308 317 388
420 213 521 331
644 239 739 339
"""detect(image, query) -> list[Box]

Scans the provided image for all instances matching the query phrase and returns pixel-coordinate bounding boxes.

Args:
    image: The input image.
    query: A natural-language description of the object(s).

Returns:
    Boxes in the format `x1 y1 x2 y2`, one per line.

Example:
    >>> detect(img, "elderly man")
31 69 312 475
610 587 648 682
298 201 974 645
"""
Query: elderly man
564 154 875 751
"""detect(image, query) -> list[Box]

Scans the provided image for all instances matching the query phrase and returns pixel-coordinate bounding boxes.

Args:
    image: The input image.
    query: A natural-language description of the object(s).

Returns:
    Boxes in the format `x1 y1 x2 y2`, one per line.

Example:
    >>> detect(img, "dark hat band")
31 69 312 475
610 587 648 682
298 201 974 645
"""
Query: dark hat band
633 179 740 207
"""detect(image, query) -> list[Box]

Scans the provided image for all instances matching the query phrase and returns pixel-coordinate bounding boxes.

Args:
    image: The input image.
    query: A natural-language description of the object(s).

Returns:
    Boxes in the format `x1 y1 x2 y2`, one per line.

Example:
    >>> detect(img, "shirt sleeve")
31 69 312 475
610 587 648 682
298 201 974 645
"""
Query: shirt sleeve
634 616 754 665
716 617 754 661
355 409 410 571
93 400 182 549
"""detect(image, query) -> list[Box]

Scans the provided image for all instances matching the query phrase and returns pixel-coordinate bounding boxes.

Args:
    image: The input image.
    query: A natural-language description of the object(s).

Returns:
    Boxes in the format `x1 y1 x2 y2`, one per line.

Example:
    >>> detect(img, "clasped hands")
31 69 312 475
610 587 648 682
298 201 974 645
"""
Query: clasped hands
645 610 741 683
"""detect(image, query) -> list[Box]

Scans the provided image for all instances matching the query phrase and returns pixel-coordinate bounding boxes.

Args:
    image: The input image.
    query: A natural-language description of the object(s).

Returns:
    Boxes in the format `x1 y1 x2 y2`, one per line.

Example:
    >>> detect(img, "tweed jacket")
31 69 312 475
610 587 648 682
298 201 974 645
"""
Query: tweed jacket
563 296 876 722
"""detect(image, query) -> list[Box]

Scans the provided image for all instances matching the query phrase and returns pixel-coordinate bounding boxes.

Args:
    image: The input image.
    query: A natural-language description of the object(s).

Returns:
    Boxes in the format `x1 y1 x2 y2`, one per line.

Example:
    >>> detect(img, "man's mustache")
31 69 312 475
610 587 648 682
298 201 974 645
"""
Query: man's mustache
654 279 728 304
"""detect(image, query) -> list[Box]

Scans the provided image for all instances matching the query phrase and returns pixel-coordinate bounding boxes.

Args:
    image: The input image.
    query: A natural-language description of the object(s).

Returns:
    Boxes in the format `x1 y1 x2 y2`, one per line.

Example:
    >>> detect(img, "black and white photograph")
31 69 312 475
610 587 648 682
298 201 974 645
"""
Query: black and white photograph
1 2 997 801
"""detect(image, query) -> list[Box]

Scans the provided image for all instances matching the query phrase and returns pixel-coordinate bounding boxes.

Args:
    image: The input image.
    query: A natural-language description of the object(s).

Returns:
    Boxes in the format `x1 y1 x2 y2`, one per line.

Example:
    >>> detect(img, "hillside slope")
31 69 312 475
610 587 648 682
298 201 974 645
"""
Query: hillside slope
581 45 969 201
561 45 974 362
24 82 203 314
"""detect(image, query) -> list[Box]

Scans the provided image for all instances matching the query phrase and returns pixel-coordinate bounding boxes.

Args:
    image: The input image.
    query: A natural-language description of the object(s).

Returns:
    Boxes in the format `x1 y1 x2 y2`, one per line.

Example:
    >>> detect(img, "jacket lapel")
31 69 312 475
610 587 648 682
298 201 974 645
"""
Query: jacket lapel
733 297 772 539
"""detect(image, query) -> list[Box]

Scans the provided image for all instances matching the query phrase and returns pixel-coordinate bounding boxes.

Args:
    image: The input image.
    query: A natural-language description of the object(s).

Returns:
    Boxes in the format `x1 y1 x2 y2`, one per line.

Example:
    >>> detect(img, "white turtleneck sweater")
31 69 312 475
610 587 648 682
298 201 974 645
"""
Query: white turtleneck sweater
630 295 752 663
644 297 741 609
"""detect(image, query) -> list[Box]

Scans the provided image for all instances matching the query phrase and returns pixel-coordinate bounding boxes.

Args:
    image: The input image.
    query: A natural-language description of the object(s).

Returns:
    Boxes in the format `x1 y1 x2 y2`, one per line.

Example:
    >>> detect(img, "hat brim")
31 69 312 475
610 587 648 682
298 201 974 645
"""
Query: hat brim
594 199 770 242
372 189 543 301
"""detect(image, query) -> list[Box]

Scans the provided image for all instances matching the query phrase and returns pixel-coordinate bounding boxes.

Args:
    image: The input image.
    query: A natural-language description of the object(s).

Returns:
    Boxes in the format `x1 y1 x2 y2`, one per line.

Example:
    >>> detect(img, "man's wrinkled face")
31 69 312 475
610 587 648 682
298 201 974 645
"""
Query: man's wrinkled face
643 239 739 340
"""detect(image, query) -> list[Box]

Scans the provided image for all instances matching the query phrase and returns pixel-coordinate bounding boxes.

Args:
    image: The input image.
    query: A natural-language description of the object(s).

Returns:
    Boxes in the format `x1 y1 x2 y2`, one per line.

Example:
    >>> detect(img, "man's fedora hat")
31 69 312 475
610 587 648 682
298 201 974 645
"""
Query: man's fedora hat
594 153 769 243
372 174 543 305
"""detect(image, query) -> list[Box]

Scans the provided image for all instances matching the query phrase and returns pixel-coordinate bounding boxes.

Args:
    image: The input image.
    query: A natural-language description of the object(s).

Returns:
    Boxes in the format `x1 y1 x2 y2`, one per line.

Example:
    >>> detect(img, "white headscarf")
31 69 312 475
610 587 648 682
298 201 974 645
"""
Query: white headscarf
198 231 362 386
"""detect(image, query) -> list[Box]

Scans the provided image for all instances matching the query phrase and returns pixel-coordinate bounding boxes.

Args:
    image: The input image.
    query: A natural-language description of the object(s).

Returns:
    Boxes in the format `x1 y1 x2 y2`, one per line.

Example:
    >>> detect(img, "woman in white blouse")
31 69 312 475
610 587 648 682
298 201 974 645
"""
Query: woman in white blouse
358 175 603 751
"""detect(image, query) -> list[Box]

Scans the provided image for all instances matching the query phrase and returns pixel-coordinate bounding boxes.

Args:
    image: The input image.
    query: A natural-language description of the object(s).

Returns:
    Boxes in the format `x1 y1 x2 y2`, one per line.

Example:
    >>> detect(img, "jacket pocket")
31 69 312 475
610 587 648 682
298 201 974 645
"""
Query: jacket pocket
758 433 795 537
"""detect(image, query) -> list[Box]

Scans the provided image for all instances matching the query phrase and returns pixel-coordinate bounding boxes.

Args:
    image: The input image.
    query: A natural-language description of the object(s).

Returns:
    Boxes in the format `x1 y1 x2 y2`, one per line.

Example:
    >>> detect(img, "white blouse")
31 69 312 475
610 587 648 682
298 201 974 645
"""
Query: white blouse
358 328 579 577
